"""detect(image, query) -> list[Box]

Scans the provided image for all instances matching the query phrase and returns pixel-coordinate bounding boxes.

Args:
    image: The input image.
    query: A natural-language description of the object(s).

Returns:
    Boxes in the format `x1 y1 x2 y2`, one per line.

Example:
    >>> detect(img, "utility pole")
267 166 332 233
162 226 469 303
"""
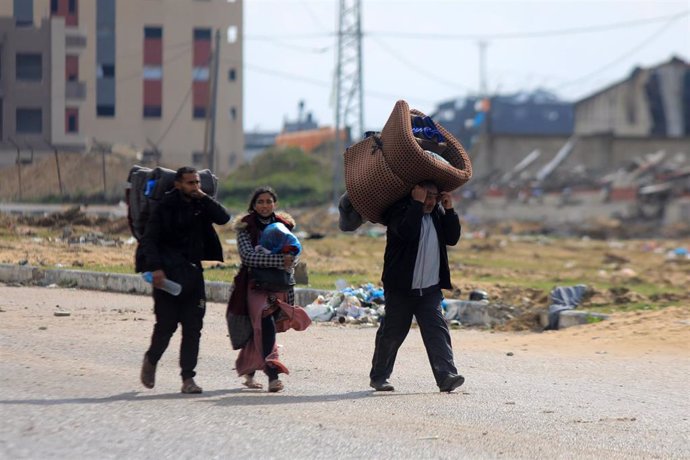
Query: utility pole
477 40 492 174
332 0 364 209
8 138 22 200
93 139 107 196
45 139 64 197
206 29 221 173
101 143 107 196
478 40 488 97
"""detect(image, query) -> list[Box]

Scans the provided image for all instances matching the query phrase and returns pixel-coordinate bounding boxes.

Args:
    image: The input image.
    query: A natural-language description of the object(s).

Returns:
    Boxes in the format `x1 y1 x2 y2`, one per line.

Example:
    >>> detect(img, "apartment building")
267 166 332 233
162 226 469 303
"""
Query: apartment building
0 0 243 176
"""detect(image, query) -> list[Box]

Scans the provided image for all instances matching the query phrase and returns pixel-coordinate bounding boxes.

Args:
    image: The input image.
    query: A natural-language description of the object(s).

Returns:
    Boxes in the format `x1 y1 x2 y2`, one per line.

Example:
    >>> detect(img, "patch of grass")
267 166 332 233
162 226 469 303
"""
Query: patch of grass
219 147 333 209
587 302 660 313
305 272 372 290
57 279 78 288
70 264 133 274
586 315 605 324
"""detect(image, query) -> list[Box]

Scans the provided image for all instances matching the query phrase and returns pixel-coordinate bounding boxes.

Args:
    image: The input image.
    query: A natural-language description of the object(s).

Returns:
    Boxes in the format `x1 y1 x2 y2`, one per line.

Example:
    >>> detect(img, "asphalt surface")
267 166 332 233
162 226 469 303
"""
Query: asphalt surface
0 286 688 459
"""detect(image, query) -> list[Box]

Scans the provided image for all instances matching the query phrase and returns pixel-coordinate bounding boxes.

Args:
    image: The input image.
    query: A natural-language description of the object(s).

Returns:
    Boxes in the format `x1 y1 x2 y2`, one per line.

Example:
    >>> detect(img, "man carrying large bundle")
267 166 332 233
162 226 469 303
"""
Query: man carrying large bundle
340 99 472 392
369 180 465 393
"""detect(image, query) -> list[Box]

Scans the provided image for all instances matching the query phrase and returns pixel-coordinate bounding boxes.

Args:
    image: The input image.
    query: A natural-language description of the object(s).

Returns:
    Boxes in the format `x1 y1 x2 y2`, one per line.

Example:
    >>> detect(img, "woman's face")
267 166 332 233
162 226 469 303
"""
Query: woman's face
253 192 276 218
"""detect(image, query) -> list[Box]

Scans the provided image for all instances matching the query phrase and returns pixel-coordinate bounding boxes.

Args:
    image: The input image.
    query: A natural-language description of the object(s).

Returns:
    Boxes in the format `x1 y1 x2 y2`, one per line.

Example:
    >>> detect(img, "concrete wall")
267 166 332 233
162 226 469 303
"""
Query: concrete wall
575 70 652 137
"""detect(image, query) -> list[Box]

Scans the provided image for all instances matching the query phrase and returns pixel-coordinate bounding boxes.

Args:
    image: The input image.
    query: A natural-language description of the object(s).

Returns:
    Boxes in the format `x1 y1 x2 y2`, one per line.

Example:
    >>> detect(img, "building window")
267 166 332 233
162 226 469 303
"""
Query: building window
144 26 162 39
68 0 77 14
97 64 115 78
143 106 162 118
143 26 163 119
143 66 163 80
230 107 237 121
66 108 78 133
192 67 209 81
16 108 42 134
192 152 205 166
66 55 79 81
227 26 237 44
51 0 59 13
193 107 206 119
14 0 33 26
228 68 236 81
193 28 212 41
97 105 115 116
16 54 43 81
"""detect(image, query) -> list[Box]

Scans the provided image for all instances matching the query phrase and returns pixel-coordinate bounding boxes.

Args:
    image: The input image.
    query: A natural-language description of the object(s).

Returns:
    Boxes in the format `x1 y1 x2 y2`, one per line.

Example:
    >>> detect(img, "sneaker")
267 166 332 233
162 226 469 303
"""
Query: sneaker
439 374 465 392
181 378 203 394
268 379 284 393
370 379 395 392
140 353 156 389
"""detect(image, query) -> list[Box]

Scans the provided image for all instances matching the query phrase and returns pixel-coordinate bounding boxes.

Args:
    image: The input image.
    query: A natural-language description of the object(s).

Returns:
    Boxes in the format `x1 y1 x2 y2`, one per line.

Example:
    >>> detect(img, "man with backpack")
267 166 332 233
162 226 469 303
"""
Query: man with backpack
137 166 231 394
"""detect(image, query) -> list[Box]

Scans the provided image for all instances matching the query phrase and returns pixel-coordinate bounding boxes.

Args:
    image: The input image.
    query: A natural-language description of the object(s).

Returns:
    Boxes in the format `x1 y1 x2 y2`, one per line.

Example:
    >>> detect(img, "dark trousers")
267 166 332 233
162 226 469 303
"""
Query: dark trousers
370 288 458 387
146 288 206 380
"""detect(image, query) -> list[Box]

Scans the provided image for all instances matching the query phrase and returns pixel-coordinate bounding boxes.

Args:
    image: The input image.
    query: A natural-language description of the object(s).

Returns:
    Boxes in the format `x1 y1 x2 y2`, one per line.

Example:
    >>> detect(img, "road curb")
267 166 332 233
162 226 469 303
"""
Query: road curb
0 263 602 329
0 263 331 306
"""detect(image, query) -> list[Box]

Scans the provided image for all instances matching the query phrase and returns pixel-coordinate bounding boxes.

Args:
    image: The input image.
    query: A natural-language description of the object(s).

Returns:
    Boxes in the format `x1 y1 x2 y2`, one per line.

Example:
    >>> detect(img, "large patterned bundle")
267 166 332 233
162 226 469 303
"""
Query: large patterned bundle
343 99 472 224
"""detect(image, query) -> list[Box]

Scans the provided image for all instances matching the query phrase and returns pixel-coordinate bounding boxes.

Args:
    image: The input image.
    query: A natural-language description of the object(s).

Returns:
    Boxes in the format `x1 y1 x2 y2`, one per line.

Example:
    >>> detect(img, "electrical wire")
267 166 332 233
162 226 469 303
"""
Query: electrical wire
246 10 688 42
366 10 689 41
154 55 213 146
154 81 194 146
252 38 332 54
369 36 474 91
553 13 686 91
235 59 438 105
114 45 192 84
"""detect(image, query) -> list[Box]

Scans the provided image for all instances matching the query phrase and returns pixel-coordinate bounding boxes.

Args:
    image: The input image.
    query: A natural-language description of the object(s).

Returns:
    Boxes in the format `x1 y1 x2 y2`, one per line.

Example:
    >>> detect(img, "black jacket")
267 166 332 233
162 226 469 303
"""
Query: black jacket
381 198 461 292
136 189 231 273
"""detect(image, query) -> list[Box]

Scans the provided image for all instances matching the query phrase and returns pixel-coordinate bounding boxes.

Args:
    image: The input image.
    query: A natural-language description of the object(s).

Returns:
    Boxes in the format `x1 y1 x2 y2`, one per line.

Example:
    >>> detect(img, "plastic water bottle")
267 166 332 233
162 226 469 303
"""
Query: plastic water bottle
142 272 182 296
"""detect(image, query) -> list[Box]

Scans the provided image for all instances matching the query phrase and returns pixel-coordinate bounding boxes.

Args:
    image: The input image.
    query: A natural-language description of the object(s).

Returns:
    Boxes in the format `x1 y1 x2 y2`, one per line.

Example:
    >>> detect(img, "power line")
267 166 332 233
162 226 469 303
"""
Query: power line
155 55 213 146
368 10 690 40
246 32 332 40
298 0 330 33
553 13 685 91
251 38 332 54
155 81 194 146
115 40 193 60
370 36 474 91
232 59 438 105
115 44 192 84
246 10 688 42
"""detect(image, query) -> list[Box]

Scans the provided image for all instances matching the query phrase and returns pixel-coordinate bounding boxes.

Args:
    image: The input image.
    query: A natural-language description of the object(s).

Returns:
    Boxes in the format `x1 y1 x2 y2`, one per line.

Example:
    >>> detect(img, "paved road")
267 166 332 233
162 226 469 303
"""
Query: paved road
0 286 688 459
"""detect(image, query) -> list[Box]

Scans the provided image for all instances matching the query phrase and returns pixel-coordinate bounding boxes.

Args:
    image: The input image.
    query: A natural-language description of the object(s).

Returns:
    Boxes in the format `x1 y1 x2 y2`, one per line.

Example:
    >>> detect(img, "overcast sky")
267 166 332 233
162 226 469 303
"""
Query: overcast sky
243 0 690 133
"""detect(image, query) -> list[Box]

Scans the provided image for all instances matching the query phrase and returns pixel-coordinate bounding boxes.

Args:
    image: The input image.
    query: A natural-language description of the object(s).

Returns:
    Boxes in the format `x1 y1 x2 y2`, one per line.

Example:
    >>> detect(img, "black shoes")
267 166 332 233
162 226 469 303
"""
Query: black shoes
140 353 156 389
439 374 465 392
370 380 395 392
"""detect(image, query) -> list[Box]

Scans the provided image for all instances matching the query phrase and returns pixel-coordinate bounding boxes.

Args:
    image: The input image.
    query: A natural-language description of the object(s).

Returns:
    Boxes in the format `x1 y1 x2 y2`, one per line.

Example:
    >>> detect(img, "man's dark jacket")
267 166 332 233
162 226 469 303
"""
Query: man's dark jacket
381 198 461 292
136 189 230 275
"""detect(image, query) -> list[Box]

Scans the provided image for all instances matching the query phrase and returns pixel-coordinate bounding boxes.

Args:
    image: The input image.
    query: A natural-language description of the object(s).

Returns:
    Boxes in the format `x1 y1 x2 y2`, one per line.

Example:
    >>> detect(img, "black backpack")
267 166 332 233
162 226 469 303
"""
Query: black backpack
126 165 219 241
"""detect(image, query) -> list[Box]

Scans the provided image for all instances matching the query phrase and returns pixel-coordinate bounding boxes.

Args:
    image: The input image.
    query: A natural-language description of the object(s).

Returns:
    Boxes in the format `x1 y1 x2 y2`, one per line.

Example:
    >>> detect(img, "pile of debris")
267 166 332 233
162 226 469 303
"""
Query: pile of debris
304 283 385 324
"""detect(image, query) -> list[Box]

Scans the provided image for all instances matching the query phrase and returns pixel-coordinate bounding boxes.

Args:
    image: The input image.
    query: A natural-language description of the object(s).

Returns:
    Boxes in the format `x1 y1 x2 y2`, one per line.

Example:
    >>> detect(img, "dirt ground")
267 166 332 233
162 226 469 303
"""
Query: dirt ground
1 209 689 342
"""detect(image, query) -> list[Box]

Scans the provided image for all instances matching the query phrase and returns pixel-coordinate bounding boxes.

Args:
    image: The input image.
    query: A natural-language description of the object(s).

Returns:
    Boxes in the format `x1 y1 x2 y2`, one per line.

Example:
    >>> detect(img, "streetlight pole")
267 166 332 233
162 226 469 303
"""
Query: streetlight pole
8 138 22 200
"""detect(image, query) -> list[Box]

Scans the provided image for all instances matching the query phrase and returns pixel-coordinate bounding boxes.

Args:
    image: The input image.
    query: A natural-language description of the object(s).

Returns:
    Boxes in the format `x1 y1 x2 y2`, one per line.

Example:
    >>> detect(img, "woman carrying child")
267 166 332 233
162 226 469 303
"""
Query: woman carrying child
227 186 308 392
